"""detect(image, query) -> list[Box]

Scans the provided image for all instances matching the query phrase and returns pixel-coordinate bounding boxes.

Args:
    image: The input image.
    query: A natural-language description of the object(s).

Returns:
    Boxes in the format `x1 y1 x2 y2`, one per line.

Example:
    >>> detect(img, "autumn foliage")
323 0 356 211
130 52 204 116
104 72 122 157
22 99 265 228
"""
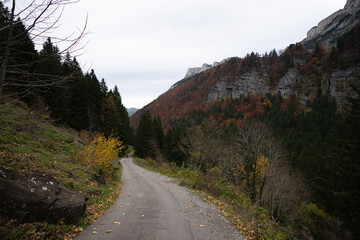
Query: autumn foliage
79 133 124 174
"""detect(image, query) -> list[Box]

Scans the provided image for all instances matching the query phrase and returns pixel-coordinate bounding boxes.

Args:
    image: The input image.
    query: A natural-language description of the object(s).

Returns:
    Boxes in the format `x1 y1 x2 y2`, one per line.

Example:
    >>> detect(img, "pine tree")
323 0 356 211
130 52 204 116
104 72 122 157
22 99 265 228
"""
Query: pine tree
164 125 186 166
84 69 102 132
99 78 108 100
153 116 164 150
37 38 66 121
134 111 154 158
0 2 38 99
113 86 130 145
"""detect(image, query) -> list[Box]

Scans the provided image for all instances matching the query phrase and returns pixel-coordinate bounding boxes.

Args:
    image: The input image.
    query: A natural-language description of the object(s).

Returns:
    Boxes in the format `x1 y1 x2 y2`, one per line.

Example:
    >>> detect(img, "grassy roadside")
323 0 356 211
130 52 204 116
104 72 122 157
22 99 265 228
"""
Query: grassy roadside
133 157 296 240
0 102 123 240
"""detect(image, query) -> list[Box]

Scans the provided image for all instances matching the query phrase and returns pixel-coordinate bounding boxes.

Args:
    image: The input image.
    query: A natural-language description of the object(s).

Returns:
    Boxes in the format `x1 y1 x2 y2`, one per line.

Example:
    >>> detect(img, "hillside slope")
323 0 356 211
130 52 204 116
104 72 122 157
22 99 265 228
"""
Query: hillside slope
131 6 360 129
0 102 122 239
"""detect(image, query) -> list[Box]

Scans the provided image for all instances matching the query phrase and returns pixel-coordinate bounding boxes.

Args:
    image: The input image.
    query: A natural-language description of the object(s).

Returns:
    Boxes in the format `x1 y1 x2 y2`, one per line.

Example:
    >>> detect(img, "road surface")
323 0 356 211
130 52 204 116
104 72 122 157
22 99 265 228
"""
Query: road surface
76 156 245 240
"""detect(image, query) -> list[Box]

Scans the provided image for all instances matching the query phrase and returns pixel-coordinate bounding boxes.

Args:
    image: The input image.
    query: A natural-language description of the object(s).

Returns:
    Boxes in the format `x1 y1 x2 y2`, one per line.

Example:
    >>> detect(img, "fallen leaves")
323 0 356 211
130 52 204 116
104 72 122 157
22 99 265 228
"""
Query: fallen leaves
106 230 112 233
199 224 207 228
113 221 121 225
92 231 97 234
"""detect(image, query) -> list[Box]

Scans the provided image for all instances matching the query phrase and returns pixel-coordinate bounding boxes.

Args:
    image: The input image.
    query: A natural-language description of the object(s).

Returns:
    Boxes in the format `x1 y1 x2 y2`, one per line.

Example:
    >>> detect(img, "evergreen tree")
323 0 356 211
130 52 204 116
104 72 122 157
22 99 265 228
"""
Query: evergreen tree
37 38 66 120
0 2 38 99
99 78 108 100
64 55 84 128
134 111 154 158
102 92 121 138
84 69 102 132
153 116 164 150
113 86 131 145
164 125 186 166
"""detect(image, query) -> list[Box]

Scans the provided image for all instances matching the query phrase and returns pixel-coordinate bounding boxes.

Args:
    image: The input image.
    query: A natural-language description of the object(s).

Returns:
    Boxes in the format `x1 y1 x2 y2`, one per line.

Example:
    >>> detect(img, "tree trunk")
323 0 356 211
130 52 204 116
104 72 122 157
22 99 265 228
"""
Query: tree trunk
0 0 15 96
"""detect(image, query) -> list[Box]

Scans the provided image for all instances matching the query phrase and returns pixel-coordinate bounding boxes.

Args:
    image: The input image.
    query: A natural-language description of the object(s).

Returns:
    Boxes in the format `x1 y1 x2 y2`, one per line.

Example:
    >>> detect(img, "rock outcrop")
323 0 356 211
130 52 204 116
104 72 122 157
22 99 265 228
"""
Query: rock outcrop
184 60 228 79
302 0 360 49
207 0 360 106
184 63 213 78
0 168 87 224
207 73 269 101
207 66 360 106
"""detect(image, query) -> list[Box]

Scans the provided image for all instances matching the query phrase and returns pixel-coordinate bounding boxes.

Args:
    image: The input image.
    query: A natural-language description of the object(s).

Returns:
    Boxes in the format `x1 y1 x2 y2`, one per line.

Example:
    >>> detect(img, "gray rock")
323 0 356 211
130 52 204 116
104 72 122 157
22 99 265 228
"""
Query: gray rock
206 64 360 108
184 63 213 79
207 73 269 102
276 69 299 97
0 168 86 224
323 66 360 109
302 0 360 49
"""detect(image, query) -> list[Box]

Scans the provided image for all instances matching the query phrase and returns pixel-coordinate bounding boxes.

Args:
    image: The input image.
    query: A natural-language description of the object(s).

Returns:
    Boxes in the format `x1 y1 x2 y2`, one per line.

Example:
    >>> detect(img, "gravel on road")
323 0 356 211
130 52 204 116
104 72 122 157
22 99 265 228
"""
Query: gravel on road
76 156 245 240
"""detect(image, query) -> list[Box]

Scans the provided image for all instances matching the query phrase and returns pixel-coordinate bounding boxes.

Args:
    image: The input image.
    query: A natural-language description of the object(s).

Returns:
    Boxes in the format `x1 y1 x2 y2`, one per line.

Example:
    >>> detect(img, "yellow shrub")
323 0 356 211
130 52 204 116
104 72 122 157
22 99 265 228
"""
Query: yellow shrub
80 133 124 171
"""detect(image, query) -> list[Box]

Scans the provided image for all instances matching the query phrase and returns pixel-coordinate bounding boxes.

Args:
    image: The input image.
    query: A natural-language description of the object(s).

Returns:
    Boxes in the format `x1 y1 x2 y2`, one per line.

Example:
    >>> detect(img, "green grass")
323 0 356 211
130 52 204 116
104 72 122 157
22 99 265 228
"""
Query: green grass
0 102 123 239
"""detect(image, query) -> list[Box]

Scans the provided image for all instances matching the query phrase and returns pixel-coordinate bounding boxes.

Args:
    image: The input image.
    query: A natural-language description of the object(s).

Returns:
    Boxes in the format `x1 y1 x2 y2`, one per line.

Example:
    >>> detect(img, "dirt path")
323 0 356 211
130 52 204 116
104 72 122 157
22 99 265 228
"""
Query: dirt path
76 156 245 240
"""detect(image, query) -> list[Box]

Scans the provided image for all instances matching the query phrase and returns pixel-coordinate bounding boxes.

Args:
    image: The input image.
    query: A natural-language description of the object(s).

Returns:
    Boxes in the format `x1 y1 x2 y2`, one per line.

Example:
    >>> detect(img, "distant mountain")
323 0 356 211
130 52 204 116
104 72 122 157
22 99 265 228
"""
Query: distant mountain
127 108 138 116
131 0 360 129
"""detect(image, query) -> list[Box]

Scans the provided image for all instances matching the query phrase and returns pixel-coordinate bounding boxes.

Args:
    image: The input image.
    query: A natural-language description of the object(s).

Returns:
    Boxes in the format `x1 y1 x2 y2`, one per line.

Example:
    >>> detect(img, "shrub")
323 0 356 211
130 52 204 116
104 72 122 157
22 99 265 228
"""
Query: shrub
79 133 124 176
297 202 331 240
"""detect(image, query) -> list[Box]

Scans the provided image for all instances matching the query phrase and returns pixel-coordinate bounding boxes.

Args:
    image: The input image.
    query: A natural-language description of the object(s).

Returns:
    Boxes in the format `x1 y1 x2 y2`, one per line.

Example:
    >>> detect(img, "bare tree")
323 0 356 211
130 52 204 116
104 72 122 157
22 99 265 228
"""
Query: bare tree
235 120 284 202
235 120 309 218
185 120 223 173
0 0 88 101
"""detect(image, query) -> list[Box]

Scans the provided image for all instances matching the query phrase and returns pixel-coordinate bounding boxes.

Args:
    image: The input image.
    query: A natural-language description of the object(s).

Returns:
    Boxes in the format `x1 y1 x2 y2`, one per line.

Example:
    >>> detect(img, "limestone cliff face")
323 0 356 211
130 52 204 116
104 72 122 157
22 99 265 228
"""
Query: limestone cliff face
184 64 212 79
207 65 360 107
207 73 269 101
302 0 360 49
131 0 360 129
325 66 360 105
184 60 228 79
206 0 360 107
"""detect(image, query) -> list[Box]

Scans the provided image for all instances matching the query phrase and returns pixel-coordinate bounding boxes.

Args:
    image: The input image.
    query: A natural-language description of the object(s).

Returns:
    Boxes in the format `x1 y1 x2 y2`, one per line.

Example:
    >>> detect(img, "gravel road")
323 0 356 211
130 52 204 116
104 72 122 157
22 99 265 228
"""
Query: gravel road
76 156 245 240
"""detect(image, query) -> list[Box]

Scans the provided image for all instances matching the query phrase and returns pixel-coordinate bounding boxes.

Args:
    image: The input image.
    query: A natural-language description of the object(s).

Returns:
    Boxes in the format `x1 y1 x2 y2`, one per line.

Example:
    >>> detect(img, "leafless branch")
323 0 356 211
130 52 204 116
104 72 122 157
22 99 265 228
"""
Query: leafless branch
0 0 88 102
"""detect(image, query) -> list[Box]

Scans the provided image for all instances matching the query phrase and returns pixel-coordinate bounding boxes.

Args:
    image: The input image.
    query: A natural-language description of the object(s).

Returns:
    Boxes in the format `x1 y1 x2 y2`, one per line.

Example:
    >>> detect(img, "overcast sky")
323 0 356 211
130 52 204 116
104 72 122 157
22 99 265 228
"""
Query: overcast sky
51 0 346 109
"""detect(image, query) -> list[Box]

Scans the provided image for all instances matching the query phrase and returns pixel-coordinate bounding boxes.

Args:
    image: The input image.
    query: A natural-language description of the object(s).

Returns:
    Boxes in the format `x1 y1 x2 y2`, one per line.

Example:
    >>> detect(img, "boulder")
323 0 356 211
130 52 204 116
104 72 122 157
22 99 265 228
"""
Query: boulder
0 168 86 224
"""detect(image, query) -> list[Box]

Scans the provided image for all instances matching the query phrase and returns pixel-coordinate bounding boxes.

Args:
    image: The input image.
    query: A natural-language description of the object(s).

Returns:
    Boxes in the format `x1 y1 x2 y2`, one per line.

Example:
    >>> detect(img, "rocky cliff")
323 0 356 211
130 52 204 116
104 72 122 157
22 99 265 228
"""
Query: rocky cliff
207 0 360 107
131 1 360 128
183 60 227 79
302 0 360 49
207 65 360 108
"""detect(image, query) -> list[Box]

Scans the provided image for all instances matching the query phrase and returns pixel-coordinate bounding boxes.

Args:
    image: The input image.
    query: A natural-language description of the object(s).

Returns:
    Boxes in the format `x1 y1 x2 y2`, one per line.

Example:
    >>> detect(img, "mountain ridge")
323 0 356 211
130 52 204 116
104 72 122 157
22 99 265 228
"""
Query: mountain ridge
131 0 360 129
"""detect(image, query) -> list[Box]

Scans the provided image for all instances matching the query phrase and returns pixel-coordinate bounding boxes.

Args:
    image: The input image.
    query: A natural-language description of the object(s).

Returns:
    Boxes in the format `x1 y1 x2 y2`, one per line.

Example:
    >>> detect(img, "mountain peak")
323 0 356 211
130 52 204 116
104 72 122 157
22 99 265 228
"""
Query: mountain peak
183 60 228 79
302 0 360 49
345 0 360 9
